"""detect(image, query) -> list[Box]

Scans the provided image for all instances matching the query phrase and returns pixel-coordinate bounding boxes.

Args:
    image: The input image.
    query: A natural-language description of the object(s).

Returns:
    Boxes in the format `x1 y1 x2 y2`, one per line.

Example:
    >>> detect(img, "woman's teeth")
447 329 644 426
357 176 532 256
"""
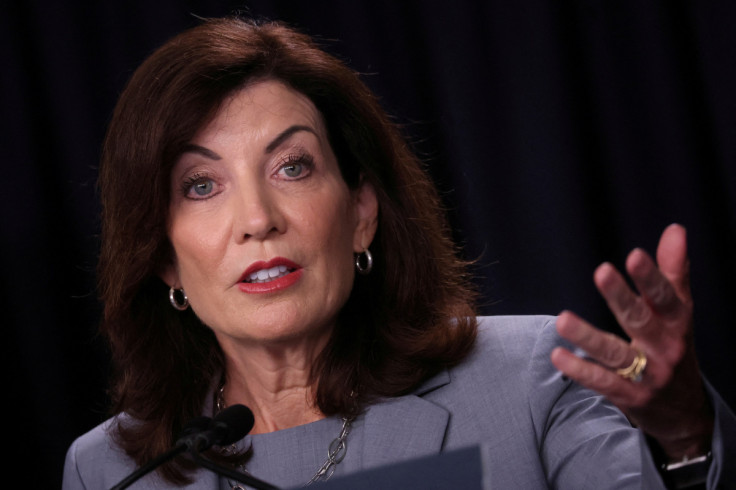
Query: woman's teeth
245 265 292 283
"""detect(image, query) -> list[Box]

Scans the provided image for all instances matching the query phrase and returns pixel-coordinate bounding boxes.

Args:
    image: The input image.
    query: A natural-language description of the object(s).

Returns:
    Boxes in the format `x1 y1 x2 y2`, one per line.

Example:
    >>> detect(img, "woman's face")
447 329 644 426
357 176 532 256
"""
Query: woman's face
162 80 378 350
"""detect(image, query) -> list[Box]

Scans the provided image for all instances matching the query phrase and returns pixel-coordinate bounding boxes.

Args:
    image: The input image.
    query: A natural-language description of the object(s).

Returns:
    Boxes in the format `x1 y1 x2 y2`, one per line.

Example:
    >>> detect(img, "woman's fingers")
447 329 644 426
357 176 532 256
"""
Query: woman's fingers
626 249 683 319
593 262 660 341
556 309 681 388
593 251 691 344
556 311 636 370
654 223 692 305
554 311 657 408
549 345 646 409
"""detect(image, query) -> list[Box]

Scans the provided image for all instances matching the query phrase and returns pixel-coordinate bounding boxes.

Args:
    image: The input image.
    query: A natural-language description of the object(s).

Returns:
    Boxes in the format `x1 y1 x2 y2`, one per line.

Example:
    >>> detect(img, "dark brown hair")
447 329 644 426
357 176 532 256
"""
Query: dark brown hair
98 17 477 483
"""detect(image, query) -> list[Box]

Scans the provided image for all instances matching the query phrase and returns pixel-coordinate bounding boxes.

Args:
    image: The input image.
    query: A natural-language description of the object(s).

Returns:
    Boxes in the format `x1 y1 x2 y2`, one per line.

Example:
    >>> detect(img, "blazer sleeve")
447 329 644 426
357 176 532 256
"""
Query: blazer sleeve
61 417 143 489
524 318 652 489
527 317 735 489
62 436 87 490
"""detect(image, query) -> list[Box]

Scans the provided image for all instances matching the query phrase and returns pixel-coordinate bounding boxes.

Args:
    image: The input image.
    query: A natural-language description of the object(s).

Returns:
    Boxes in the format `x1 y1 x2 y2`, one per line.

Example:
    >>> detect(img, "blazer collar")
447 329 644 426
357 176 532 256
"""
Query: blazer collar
411 368 451 396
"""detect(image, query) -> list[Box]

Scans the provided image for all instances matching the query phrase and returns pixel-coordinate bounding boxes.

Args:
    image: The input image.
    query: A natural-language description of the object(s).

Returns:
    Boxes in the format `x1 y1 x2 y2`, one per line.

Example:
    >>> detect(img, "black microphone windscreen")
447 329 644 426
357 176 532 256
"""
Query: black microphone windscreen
211 404 255 445
175 415 212 447
180 416 212 437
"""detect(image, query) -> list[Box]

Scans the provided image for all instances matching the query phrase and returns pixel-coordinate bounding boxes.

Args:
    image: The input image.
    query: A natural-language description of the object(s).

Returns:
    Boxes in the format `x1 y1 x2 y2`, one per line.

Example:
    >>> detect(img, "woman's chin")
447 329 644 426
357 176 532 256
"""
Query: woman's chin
213 317 335 351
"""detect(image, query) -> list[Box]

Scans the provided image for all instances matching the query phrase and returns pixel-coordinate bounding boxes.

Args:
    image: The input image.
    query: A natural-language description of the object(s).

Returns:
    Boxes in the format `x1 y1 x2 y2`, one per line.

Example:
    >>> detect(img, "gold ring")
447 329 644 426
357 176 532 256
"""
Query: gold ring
616 349 647 383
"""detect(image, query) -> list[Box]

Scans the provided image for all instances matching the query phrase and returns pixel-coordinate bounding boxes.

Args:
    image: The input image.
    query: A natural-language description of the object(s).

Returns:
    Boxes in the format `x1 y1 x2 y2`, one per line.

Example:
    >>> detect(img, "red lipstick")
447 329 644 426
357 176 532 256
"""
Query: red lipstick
237 257 302 294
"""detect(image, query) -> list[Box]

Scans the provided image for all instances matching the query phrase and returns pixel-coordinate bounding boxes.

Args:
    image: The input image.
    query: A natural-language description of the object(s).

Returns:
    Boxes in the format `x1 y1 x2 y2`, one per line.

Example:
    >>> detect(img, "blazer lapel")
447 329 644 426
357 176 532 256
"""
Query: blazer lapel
356 369 452 471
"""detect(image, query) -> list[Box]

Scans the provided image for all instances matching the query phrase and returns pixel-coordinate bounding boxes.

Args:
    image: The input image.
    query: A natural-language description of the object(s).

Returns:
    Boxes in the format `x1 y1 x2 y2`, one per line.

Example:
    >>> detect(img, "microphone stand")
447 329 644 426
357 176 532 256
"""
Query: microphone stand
110 406 279 489
109 444 280 490
109 445 186 490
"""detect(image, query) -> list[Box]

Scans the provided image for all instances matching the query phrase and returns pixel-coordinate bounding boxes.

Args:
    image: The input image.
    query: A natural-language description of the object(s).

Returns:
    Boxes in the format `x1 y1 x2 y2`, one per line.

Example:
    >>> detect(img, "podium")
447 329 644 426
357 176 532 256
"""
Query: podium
304 446 487 489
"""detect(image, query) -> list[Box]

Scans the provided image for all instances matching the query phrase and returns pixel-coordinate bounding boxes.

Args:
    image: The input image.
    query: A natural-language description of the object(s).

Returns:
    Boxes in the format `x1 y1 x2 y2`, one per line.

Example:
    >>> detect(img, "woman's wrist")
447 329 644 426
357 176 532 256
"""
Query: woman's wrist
646 428 714 490
661 397 714 461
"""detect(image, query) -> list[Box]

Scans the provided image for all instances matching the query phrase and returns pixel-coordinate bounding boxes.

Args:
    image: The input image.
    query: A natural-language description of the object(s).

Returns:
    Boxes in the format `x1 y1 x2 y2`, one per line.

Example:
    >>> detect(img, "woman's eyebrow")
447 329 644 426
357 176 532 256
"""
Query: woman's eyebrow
265 125 317 153
180 144 222 160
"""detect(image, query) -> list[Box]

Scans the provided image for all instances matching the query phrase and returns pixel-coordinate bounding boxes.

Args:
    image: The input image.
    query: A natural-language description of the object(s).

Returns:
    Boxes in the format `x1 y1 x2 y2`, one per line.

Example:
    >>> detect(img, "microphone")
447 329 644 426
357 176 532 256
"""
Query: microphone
182 404 255 451
110 406 259 490
177 415 213 442
109 415 213 490
184 405 279 490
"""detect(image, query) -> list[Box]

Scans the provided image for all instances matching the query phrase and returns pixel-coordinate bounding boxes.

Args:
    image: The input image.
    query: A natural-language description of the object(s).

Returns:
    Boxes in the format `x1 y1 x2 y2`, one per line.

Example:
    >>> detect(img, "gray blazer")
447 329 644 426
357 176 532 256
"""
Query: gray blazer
63 316 735 489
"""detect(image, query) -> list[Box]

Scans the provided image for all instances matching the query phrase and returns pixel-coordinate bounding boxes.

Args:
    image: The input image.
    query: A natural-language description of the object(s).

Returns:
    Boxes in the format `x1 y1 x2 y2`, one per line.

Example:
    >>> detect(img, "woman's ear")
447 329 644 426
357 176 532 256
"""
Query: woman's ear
158 259 180 289
352 179 379 251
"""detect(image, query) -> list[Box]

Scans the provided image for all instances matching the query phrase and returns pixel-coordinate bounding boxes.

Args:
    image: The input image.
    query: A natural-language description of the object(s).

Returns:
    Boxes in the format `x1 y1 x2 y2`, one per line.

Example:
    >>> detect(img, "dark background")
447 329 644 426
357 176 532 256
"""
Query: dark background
2 0 734 486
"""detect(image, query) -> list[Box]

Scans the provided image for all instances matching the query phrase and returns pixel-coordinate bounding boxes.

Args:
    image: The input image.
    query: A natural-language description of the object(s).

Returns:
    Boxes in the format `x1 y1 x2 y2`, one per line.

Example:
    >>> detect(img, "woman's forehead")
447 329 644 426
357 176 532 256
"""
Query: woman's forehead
197 80 326 141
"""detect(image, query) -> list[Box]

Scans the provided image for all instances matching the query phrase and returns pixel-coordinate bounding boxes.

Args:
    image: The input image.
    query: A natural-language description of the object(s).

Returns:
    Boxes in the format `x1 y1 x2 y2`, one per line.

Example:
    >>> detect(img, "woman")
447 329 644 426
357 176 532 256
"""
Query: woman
63 17 733 489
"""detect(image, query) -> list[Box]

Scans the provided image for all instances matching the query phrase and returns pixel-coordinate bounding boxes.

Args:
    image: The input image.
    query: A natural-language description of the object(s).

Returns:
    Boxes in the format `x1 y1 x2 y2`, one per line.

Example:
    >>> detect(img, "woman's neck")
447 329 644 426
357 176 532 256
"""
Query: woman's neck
218 335 328 434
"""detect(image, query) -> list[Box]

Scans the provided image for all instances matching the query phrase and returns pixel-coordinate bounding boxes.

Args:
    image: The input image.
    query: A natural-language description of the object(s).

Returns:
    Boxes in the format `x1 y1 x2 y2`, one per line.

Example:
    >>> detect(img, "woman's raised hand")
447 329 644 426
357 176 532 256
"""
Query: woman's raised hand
550 223 713 459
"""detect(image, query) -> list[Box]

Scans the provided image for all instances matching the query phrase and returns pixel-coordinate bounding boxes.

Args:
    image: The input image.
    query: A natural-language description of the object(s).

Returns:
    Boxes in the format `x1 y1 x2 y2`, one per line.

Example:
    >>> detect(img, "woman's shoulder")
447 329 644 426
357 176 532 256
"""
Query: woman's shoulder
462 314 578 389
475 314 558 341
419 315 565 398
430 315 575 412
65 416 119 462
62 415 140 489
472 314 563 362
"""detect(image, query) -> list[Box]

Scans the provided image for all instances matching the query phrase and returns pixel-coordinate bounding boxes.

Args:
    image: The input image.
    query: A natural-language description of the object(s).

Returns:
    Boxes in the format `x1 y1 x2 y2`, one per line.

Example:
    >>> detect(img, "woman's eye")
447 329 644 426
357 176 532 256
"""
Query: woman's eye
278 154 313 180
192 180 214 196
282 163 304 178
181 175 216 199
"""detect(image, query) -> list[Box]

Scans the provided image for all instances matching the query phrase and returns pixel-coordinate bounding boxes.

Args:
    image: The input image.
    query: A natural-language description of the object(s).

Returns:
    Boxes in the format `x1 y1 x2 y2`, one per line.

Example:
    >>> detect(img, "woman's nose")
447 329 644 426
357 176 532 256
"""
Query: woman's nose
232 184 285 242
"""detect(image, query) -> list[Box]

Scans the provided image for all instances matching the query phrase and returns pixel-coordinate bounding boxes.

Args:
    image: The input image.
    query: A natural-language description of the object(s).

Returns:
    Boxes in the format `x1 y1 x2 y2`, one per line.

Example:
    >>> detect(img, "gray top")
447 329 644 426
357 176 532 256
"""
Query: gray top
218 415 363 489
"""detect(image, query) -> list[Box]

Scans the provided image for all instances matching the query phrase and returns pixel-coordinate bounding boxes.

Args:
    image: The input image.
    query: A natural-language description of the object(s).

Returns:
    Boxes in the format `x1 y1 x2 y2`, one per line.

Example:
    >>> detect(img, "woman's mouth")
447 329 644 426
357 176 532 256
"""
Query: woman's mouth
238 258 302 294
243 265 294 283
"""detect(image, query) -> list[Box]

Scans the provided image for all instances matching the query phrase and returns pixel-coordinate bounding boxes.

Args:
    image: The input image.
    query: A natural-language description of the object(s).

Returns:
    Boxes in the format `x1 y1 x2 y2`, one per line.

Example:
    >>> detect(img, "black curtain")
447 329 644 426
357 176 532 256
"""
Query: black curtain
2 1 734 486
